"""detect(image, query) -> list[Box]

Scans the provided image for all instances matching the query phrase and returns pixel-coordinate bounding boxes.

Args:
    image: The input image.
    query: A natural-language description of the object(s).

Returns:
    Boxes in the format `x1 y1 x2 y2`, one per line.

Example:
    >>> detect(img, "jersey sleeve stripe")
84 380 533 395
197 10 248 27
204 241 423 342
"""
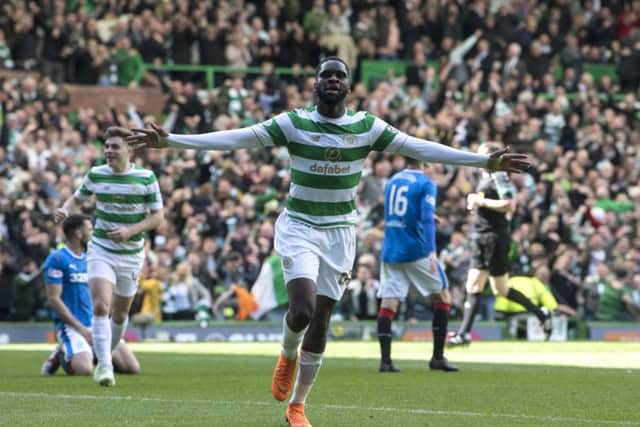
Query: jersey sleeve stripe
288 141 370 161
371 128 397 152
287 111 376 134
286 197 356 216
290 169 361 189
264 119 288 146
96 210 147 224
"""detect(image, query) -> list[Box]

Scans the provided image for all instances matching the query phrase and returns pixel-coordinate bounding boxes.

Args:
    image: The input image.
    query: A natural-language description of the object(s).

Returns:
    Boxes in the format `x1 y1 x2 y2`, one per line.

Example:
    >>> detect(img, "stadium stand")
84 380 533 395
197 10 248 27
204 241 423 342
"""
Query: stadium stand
0 0 639 324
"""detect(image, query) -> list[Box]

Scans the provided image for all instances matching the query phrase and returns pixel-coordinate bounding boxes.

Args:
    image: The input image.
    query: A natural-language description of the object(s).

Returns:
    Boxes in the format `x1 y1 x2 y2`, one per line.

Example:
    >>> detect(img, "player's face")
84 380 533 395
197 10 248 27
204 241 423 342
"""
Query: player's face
104 137 130 169
80 220 93 247
315 60 350 105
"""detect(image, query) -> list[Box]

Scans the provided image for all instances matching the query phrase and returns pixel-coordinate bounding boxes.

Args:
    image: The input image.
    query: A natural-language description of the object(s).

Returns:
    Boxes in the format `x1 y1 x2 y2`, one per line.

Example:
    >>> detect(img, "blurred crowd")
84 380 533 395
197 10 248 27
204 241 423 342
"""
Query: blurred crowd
1 0 640 324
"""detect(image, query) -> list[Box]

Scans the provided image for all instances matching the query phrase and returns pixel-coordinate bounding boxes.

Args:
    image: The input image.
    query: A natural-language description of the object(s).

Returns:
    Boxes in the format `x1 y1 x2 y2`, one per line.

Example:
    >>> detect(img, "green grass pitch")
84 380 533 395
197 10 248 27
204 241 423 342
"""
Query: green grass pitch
0 342 638 426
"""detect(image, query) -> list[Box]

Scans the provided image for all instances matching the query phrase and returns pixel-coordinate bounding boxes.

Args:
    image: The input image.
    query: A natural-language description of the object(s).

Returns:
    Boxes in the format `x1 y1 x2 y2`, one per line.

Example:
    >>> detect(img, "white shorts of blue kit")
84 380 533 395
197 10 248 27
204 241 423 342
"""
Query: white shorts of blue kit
379 257 449 299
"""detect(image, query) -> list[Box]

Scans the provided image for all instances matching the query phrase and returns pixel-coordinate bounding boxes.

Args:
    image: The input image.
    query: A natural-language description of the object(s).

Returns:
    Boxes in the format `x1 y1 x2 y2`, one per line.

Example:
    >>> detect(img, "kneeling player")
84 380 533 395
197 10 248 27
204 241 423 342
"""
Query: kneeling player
42 340 139 377
377 160 458 372
41 214 140 376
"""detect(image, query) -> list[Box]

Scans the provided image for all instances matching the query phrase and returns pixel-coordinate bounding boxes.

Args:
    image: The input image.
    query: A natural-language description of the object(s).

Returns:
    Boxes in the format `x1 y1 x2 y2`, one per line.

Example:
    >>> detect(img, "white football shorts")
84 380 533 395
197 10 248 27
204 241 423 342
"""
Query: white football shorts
379 257 449 299
56 323 92 361
87 242 143 297
274 211 356 301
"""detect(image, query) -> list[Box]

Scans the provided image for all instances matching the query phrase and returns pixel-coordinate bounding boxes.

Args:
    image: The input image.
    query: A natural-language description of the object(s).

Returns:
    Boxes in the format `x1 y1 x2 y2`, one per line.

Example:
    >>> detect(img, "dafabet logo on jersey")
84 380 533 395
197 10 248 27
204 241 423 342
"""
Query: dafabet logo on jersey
309 163 351 175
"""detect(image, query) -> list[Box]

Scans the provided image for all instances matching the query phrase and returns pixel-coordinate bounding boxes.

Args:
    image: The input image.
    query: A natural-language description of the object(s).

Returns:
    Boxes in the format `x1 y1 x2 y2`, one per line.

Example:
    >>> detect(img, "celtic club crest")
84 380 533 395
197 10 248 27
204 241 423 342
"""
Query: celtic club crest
324 148 341 162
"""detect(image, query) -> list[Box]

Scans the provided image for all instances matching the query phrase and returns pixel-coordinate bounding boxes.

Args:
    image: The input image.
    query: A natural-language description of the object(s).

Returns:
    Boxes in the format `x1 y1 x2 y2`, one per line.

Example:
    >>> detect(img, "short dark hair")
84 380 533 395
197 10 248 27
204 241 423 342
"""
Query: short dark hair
62 214 90 241
315 56 350 78
404 156 422 168
104 126 133 140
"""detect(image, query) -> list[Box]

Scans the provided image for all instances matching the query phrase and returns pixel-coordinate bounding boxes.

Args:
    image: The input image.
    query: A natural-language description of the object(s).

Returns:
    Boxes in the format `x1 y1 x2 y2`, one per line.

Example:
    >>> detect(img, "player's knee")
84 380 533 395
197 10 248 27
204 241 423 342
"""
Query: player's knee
490 275 509 296
121 360 140 375
467 285 481 294
378 307 395 320
431 292 450 305
93 300 110 316
380 298 399 311
129 361 140 375
111 311 128 324
288 306 313 329
494 286 509 297
70 361 92 376
467 279 486 294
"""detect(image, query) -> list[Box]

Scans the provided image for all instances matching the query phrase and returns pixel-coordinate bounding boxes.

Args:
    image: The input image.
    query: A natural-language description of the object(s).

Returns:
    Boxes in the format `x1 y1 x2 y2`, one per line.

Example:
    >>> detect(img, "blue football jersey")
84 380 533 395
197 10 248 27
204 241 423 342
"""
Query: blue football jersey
381 169 437 263
43 247 92 328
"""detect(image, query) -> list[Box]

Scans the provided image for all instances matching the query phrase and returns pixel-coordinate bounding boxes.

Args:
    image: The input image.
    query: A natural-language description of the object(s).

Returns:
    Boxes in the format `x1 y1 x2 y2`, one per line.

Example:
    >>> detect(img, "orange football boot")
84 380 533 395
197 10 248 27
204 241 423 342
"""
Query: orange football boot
285 403 311 427
271 354 296 401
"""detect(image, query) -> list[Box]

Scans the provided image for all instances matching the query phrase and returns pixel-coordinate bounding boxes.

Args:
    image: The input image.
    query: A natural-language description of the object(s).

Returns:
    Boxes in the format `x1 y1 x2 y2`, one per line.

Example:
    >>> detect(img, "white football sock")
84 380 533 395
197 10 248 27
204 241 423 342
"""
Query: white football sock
93 316 112 369
111 317 128 351
281 314 307 360
290 350 323 404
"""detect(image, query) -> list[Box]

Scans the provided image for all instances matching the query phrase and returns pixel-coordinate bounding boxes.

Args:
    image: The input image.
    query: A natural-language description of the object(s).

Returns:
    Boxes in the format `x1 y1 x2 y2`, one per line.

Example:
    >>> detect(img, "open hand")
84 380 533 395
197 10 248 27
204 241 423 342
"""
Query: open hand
107 227 132 242
54 207 69 224
127 123 169 149
81 327 93 344
486 147 531 173
467 193 484 210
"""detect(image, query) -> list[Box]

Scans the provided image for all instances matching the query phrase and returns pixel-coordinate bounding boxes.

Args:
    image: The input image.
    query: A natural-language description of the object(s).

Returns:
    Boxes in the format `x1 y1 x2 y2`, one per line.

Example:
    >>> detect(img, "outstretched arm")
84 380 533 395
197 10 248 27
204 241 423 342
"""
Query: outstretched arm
393 136 530 173
127 123 265 151
397 136 489 167
468 194 514 213
166 127 264 150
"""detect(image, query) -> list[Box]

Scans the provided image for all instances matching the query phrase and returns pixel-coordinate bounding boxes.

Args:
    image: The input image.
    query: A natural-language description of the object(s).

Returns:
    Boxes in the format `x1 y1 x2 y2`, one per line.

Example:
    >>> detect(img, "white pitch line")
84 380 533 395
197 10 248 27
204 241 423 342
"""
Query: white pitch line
0 391 637 426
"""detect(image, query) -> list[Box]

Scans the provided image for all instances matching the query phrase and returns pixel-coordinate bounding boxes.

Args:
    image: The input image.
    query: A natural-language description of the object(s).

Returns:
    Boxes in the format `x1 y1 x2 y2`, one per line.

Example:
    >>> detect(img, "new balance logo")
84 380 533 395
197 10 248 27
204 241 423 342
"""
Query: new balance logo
69 264 77 270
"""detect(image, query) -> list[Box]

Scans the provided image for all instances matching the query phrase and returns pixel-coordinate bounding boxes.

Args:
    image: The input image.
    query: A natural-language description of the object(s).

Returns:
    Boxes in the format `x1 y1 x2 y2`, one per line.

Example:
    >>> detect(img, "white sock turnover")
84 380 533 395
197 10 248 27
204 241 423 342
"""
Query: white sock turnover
290 350 323 404
280 314 307 360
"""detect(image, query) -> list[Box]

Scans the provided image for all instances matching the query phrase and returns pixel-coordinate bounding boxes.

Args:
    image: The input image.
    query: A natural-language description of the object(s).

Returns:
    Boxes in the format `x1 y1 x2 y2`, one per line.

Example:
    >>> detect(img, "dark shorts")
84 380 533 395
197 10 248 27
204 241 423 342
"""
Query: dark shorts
470 232 510 276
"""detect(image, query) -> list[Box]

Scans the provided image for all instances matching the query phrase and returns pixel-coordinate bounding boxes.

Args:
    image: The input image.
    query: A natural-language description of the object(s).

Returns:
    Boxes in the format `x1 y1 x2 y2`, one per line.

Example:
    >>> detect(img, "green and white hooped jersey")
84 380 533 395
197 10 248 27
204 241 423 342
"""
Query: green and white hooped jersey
252 107 408 228
74 165 163 254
